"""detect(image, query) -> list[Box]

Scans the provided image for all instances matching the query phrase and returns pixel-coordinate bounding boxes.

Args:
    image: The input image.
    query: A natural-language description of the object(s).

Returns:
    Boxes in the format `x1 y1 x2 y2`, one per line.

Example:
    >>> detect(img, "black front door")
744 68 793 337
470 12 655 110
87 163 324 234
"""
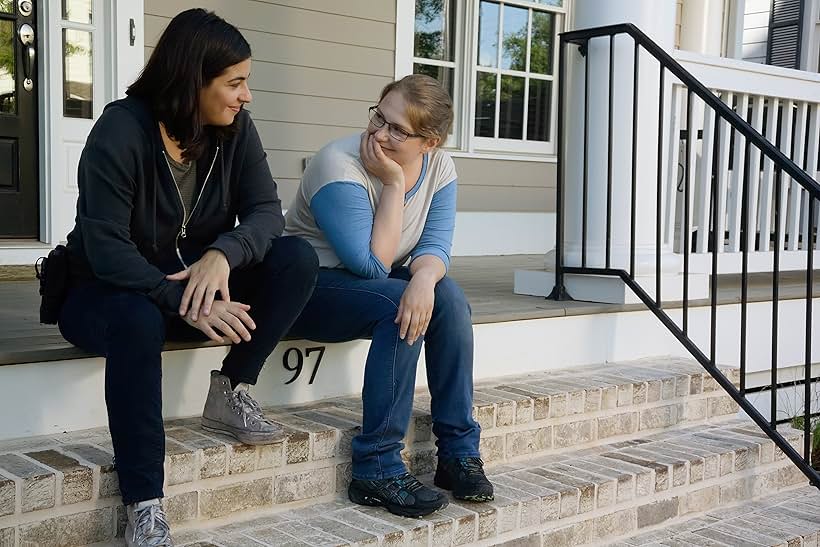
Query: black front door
0 0 37 238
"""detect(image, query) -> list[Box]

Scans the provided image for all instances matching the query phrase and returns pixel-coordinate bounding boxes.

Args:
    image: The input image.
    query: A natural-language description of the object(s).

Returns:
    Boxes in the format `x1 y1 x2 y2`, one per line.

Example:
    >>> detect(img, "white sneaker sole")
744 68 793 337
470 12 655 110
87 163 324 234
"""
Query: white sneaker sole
200 417 285 445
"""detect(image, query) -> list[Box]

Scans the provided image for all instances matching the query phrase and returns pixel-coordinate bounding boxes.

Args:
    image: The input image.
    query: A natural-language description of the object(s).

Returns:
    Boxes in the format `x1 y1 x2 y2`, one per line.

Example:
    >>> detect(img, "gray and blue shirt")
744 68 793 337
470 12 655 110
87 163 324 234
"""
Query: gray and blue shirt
284 134 457 278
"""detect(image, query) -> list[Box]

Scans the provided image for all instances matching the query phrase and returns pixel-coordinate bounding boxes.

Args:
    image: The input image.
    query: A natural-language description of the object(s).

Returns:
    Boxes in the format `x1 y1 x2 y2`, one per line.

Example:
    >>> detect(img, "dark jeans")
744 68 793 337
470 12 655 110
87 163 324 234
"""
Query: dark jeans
58 236 318 505
288 267 481 480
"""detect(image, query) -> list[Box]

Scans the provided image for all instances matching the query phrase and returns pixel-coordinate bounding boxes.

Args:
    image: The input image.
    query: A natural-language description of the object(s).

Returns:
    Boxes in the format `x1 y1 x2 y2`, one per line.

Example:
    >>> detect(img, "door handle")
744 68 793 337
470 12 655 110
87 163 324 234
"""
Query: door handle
18 23 34 91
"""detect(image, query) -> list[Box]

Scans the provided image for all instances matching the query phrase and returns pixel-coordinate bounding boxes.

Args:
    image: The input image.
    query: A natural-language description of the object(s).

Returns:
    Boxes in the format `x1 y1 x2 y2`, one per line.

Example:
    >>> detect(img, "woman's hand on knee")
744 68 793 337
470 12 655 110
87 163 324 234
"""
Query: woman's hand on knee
395 276 435 346
167 249 231 320
182 300 256 344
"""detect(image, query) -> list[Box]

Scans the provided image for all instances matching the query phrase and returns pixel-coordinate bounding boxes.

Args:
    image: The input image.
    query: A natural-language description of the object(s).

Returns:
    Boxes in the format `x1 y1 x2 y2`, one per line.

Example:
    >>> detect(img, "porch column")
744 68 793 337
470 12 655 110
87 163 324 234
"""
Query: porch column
680 0 726 56
516 0 708 304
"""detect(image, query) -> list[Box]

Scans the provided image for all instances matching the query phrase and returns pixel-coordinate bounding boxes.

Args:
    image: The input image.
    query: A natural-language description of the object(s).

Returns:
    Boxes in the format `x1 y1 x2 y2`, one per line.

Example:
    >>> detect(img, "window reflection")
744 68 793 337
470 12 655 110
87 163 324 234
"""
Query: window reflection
63 29 93 119
475 72 496 137
499 75 524 139
477 1 499 68
501 5 528 71
534 0 562 6
63 0 92 24
0 20 15 115
414 0 455 61
527 79 551 141
413 63 454 98
530 11 555 74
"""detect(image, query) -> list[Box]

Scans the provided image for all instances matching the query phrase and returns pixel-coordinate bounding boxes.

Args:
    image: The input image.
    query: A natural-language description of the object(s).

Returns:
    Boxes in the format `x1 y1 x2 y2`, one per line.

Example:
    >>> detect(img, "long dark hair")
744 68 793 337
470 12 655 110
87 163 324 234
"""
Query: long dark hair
127 8 251 161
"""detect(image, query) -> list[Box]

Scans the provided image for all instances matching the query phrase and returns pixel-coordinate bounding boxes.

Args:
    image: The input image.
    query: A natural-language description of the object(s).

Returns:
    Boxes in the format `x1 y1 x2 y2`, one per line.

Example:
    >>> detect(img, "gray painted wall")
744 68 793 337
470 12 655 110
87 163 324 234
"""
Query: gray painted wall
143 0 554 213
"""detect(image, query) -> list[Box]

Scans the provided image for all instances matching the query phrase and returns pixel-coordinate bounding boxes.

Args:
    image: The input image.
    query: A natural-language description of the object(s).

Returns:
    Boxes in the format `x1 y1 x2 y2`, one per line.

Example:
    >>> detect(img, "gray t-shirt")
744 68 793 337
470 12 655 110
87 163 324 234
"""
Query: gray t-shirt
167 156 197 221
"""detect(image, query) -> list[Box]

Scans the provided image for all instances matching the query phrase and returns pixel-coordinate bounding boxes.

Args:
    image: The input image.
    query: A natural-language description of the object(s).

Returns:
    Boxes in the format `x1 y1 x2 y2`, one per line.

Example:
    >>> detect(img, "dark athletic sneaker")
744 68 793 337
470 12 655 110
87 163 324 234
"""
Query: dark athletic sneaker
434 457 494 502
348 472 448 518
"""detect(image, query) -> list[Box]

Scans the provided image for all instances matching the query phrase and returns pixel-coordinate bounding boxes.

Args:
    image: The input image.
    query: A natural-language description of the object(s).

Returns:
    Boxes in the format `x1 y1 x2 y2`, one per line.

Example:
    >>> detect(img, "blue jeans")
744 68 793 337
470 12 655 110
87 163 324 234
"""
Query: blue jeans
58 236 318 505
288 267 481 480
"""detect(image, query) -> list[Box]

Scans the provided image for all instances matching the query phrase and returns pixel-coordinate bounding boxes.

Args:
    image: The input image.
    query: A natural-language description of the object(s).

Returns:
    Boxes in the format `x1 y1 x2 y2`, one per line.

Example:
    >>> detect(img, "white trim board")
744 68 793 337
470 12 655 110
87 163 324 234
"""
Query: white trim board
452 212 555 256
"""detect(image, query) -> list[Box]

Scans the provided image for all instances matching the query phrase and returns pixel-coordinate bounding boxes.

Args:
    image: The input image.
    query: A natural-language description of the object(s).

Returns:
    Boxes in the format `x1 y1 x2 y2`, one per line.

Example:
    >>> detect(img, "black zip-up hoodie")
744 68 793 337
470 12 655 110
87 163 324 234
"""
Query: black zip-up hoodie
65 96 284 314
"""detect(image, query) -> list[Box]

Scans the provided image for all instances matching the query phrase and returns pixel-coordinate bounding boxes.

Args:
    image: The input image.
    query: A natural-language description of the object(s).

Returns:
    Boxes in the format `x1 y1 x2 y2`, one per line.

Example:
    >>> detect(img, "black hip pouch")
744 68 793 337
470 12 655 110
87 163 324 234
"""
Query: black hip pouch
35 245 69 324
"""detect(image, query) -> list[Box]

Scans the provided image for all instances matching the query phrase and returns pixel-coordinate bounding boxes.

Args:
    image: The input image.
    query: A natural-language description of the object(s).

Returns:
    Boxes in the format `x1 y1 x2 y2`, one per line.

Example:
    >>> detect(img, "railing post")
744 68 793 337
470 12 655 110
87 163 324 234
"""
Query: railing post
549 37 570 301
804 198 815 464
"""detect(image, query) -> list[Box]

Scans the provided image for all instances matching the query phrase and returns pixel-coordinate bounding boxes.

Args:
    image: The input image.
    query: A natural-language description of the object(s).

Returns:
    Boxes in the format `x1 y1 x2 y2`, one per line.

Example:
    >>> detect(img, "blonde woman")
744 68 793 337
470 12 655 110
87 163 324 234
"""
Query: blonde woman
285 74 493 518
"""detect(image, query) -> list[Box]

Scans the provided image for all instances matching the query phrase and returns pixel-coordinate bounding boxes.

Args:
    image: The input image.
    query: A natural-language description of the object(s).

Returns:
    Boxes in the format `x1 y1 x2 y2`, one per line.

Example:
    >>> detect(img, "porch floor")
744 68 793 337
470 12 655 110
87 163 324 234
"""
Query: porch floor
1 254 817 366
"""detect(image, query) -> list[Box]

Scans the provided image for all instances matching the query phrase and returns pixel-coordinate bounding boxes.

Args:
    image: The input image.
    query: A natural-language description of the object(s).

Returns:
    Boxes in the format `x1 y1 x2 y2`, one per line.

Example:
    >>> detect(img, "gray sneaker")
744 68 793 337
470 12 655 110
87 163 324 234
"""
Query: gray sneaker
125 500 173 547
201 371 284 445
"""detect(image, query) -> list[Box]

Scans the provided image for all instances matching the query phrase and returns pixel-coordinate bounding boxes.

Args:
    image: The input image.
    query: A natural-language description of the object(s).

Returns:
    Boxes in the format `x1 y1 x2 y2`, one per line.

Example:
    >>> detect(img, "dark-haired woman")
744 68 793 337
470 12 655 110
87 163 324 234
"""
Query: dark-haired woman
58 9 317 546
285 74 493 518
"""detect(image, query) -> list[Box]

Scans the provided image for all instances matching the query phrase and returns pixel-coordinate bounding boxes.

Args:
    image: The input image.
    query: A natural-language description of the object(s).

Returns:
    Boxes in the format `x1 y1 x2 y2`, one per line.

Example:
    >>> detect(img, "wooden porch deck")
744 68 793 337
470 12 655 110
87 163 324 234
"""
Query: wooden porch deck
0 254 816 366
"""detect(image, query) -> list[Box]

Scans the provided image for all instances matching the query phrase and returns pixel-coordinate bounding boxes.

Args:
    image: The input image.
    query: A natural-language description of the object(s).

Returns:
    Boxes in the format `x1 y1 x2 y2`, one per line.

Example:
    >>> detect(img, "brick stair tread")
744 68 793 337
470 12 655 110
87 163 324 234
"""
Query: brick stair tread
613 485 820 546
152 418 802 547
0 358 762 546
88 419 807 547
0 358 740 505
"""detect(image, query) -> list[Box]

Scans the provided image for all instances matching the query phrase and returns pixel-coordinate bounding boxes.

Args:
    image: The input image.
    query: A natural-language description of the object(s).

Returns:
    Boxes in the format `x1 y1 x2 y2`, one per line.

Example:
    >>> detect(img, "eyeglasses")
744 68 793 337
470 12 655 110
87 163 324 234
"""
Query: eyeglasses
368 106 422 142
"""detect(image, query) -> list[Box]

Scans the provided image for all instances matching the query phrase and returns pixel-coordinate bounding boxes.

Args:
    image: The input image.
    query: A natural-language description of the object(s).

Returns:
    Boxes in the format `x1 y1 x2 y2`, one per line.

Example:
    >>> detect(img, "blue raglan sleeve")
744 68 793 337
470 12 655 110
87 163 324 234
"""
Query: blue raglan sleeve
410 179 457 271
309 181 391 279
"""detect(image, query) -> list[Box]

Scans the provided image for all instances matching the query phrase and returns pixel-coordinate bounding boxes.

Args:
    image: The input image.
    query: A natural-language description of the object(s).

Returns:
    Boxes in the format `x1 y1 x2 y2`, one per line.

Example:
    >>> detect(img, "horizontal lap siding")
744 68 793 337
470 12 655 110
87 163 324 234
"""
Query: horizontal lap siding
743 0 772 64
452 158 556 212
144 0 554 213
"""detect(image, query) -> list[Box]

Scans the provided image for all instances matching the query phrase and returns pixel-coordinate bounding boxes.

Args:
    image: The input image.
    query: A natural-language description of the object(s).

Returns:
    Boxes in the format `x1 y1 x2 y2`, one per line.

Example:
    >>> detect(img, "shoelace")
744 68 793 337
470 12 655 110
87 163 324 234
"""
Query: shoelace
231 389 272 427
456 457 486 478
132 504 172 546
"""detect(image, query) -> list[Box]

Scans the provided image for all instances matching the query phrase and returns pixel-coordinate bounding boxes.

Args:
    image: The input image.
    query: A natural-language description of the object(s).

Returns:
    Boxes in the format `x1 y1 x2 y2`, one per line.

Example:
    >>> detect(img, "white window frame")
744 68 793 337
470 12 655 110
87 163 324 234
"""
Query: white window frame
40 0 143 244
396 0 568 159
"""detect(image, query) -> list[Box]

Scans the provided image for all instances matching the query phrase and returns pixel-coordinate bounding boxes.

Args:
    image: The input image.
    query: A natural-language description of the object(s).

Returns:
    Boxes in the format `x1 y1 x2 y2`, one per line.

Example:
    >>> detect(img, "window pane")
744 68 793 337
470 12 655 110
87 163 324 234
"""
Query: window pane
477 1 499 68
475 72 496 137
63 29 93 119
533 0 563 6
527 79 552 141
63 0 92 24
414 0 455 61
0 1 12 14
414 63 454 100
501 5 528 71
0 20 15 114
530 11 555 75
499 75 524 139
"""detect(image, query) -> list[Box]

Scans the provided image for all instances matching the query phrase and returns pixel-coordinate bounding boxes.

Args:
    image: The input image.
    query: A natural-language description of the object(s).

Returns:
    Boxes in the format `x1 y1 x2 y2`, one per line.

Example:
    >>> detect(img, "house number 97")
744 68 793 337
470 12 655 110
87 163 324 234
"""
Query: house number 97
282 346 325 385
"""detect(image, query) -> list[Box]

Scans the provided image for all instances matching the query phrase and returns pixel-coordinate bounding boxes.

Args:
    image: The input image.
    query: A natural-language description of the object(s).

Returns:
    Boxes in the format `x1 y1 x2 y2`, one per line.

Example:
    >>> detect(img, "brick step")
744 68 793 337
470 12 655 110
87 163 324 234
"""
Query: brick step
121 418 807 546
613 484 820 546
0 357 742 546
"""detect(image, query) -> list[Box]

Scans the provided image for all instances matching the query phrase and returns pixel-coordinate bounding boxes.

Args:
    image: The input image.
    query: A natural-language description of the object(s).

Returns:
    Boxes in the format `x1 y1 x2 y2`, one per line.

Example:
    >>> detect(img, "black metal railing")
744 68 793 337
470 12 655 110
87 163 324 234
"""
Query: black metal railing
551 23 819 488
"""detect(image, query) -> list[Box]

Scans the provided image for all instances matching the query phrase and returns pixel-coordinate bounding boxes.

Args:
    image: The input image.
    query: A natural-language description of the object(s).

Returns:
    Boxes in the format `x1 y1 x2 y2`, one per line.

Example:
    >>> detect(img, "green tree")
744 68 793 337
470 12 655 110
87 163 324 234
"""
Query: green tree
502 11 554 74
414 0 451 61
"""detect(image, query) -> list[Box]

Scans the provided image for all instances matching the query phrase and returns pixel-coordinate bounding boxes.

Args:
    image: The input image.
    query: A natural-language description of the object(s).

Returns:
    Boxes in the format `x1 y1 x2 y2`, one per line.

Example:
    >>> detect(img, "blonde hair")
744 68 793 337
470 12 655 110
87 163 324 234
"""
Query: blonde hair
378 74 453 146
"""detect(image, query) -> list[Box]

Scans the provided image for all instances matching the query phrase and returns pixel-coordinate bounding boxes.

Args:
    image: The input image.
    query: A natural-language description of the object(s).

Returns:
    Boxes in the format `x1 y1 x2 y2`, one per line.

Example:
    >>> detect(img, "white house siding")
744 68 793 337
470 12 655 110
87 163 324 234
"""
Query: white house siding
143 0 554 214
742 0 771 63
